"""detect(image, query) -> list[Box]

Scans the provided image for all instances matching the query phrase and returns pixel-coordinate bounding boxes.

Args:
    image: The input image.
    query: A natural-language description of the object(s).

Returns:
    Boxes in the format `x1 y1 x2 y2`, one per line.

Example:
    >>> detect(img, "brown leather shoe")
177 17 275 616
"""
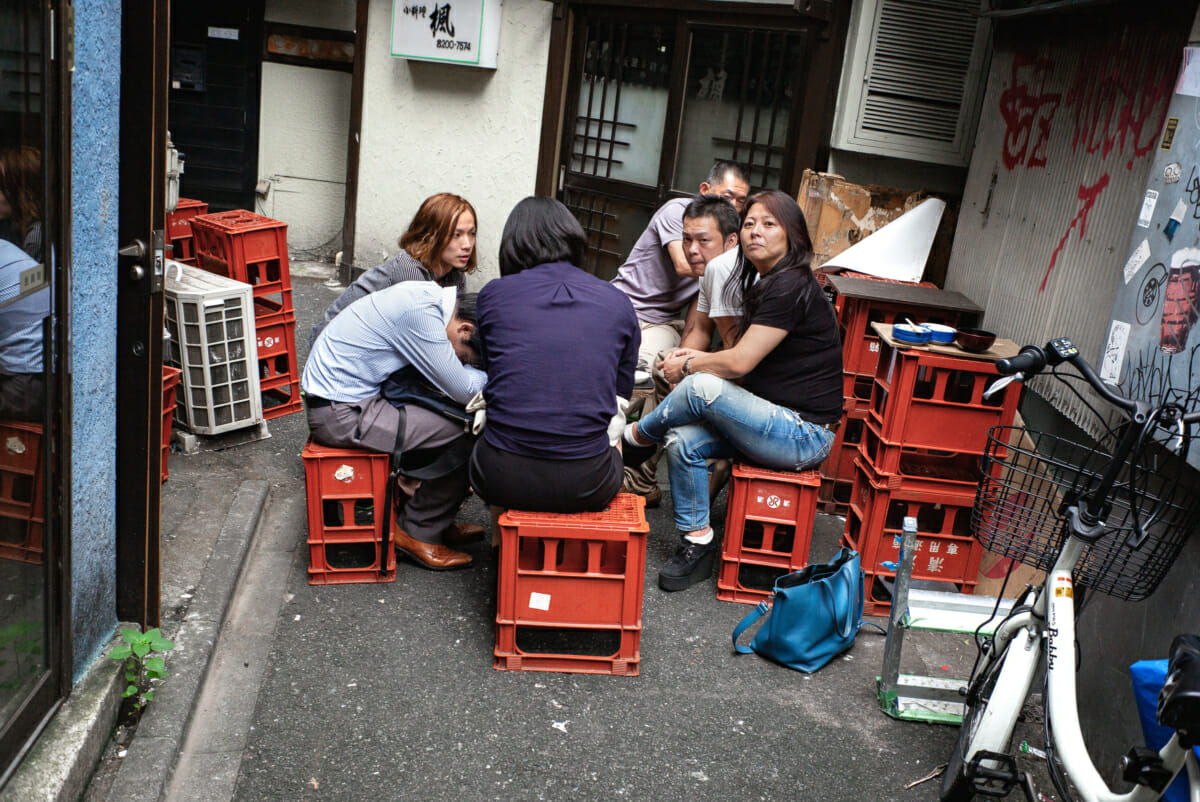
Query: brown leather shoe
393 525 472 570
444 522 485 545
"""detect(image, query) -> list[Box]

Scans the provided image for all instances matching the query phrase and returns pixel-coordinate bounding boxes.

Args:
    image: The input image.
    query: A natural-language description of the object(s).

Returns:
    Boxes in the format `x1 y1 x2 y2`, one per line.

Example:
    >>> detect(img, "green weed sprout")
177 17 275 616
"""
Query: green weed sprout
109 627 175 709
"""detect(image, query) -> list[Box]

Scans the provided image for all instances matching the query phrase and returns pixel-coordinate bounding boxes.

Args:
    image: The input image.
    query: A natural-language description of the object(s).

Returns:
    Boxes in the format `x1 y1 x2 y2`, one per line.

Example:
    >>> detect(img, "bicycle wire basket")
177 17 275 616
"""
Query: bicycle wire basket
972 425 1199 601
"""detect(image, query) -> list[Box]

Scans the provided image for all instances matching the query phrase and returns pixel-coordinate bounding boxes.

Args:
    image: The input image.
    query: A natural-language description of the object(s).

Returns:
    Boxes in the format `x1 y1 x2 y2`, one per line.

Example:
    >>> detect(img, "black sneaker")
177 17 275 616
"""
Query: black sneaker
658 538 719 591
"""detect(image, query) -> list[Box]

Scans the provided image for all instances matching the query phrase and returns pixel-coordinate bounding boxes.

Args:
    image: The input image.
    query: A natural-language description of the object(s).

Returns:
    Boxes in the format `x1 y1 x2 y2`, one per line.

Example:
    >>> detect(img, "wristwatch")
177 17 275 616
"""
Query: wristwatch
682 357 694 376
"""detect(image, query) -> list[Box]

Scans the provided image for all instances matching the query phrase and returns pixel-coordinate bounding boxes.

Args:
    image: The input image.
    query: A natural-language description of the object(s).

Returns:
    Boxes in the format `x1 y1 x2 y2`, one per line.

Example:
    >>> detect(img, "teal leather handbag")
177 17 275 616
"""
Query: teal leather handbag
732 547 864 673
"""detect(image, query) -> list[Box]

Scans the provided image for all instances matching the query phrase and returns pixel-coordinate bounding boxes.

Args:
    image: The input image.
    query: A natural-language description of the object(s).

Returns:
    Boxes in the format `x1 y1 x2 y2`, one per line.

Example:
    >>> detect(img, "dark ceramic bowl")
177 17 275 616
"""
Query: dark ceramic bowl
955 328 997 353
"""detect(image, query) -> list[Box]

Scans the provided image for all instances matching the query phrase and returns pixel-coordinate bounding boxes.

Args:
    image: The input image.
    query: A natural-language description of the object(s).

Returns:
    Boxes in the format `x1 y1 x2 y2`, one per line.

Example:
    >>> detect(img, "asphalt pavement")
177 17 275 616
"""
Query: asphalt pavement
81 264 1055 801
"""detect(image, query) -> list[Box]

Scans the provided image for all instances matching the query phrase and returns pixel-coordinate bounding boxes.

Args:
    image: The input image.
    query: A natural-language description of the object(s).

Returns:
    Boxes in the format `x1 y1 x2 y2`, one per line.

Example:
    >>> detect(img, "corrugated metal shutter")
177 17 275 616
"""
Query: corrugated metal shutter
946 9 1194 439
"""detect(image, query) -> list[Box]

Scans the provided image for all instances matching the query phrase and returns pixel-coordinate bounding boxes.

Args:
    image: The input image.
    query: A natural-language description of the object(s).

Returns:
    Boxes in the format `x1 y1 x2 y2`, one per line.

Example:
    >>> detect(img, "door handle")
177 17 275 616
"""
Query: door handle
119 239 147 260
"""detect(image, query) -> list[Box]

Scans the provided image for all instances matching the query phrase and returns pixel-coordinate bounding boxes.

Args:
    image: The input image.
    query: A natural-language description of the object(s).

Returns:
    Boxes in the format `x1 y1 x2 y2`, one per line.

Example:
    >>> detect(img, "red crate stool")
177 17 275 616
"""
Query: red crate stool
256 304 301 419
869 335 1020 458
191 210 293 317
716 463 821 604
842 457 981 615
167 198 208 266
302 441 396 584
495 494 649 676
161 366 182 481
0 421 45 564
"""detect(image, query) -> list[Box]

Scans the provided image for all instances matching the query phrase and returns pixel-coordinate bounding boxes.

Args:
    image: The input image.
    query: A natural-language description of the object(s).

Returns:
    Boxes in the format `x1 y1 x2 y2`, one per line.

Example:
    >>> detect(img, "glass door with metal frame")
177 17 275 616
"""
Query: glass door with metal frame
558 5 824 279
0 0 65 783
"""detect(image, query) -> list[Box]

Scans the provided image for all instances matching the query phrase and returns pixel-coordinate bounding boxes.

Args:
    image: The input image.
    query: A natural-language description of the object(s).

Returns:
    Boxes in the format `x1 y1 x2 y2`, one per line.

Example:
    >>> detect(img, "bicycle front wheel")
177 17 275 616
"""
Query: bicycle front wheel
941 639 1010 801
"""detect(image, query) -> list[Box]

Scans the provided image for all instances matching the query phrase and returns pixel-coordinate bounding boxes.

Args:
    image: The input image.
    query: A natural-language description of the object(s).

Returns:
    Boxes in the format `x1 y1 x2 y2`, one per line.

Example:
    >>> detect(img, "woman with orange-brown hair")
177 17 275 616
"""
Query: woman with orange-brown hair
0 146 43 263
308 192 478 346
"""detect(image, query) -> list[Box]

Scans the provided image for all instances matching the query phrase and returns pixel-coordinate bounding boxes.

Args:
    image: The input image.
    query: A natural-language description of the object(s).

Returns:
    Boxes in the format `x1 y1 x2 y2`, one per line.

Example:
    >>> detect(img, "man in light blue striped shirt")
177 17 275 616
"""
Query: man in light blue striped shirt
303 281 486 570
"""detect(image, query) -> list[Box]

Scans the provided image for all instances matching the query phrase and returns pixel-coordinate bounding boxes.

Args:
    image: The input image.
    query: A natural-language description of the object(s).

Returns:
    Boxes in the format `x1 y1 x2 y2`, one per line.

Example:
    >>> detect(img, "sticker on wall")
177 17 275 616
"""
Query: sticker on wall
1176 46 1200 97
1161 117 1180 150
1123 238 1152 284
1160 248 1200 354
1165 162 1183 183
1166 199 1188 241
1100 320 1130 384
1137 190 1159 227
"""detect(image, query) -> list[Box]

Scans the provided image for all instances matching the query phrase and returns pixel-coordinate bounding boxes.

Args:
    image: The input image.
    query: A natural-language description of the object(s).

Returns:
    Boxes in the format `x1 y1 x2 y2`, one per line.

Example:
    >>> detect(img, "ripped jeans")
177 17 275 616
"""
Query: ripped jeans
636 373 835 533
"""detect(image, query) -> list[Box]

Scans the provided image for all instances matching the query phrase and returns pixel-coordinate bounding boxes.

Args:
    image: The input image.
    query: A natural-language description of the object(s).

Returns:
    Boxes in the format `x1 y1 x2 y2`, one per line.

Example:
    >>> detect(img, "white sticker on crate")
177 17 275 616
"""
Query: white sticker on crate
334 464 355 482
528 592 551 611
6 436 25 455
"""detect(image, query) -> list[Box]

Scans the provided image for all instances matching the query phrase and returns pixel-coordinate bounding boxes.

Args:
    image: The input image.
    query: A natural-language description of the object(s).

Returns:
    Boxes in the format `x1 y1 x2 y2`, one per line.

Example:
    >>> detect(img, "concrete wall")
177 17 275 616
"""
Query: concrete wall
256 62 352 257
69 1 121 681
257 0 356 258
354 0 553 286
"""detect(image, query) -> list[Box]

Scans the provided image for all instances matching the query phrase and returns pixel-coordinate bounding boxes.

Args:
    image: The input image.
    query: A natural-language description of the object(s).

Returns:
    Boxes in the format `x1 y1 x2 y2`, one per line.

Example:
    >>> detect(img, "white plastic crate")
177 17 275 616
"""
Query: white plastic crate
165 260 264 435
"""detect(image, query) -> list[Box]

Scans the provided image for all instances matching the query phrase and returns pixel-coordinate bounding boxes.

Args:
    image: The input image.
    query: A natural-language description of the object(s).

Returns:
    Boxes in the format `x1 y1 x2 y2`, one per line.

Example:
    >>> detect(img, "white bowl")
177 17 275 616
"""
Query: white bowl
921 323 957 344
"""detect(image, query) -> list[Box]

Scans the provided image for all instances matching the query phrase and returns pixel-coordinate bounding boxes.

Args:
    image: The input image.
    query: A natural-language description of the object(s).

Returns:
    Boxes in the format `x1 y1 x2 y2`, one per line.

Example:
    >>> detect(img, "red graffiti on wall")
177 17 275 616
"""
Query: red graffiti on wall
999 32 1178 291
1066 48 1175 168
1041 174 1110 292
999 54 1061 171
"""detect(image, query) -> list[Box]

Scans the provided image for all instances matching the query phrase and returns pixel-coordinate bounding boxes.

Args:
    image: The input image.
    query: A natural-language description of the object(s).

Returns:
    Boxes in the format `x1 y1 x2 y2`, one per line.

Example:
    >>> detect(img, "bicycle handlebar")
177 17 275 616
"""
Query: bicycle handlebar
997 337 1200 423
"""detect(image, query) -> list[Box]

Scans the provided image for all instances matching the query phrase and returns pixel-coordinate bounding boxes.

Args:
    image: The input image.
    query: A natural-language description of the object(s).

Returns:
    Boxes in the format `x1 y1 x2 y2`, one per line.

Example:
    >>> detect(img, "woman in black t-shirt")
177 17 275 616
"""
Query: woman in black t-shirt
622 190 843 592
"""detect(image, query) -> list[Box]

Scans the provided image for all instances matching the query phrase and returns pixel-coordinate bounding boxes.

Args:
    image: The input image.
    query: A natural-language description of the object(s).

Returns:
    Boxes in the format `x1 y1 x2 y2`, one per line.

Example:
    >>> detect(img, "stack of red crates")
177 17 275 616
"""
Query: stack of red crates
818 273 975 515
166 198 208 266
161 365 182 481
0 422 44 565
301 441 396 585
842 328 1021 615
190 210 301 420
716 464 821 604
494 494 649 676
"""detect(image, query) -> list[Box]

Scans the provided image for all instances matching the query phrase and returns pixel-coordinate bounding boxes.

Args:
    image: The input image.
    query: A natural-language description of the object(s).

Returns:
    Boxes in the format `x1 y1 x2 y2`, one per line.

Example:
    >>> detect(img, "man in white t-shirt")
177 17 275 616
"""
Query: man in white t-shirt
611 161 750 386
621 195 742 503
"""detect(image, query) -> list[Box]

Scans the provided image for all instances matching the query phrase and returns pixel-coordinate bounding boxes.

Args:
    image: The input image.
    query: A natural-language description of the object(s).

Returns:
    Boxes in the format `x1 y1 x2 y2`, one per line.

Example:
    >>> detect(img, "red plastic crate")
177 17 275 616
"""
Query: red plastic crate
302 441 395 584
817 477 852 515
833 286 954 379
161 365 182 482
169 236 197 266
257 310 301 420
869 338 1020 456
716 463 821 604
166 198 208 240
820 411 867 485
191 211 292 308
844 458 982 589
495 493 648 675
0 421 45 564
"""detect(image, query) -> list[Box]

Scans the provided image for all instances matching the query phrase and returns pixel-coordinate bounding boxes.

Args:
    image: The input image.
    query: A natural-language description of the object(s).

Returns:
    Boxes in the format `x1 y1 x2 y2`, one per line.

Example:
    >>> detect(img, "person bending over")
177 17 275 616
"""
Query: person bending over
309 192 478 347
469 196 639 513
303 282 485 570
624 190 843 592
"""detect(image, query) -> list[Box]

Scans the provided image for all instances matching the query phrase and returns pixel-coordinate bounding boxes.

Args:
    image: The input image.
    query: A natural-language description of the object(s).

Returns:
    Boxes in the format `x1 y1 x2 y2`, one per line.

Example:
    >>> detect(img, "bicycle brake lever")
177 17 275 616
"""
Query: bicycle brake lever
1168 417 1186 454
984 372 1024 401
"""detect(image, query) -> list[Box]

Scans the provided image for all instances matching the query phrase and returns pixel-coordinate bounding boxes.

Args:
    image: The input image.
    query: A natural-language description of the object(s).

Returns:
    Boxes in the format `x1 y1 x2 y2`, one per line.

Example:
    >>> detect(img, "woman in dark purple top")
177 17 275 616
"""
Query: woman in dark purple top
624 190 843 591
469 197 640 512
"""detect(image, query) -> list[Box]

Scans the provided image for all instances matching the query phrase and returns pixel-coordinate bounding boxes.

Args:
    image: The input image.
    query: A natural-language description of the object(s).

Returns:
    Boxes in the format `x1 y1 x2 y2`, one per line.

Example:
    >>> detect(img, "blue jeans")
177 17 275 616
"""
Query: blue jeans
637 373 835 533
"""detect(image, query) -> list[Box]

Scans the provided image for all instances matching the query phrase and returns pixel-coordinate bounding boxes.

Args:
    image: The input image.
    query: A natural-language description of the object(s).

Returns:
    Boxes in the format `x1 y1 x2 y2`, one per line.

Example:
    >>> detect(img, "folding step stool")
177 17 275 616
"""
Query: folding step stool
877 519 1015 725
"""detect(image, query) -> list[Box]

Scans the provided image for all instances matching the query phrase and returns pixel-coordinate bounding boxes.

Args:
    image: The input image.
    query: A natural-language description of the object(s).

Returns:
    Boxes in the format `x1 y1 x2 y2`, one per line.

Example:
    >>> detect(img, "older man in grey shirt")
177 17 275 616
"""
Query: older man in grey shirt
302 281 485 570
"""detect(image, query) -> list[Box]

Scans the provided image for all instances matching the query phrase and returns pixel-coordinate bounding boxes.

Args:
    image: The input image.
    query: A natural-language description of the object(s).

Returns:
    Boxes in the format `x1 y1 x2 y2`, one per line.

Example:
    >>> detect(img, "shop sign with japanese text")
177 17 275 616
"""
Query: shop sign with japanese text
390 1 502 69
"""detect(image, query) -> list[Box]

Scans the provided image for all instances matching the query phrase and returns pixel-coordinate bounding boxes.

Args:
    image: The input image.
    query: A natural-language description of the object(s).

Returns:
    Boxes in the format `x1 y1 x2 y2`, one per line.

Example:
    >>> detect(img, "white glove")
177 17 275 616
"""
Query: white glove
466 391 487 435
608 396 632 447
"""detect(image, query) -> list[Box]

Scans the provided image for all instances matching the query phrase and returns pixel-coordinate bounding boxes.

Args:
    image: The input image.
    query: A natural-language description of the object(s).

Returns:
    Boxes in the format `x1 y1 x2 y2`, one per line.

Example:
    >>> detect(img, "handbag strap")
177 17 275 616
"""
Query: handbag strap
732 600 770 654
822 562 860 640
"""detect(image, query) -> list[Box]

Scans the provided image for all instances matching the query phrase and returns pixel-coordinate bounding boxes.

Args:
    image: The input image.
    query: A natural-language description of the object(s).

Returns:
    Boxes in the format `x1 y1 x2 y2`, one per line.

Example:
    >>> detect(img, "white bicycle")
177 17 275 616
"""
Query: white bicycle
940 337 1200 802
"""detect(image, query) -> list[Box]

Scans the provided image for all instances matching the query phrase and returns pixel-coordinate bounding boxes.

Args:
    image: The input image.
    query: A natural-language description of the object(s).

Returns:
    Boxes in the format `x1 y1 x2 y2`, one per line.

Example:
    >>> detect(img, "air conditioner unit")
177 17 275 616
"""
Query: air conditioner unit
831 0 991 167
